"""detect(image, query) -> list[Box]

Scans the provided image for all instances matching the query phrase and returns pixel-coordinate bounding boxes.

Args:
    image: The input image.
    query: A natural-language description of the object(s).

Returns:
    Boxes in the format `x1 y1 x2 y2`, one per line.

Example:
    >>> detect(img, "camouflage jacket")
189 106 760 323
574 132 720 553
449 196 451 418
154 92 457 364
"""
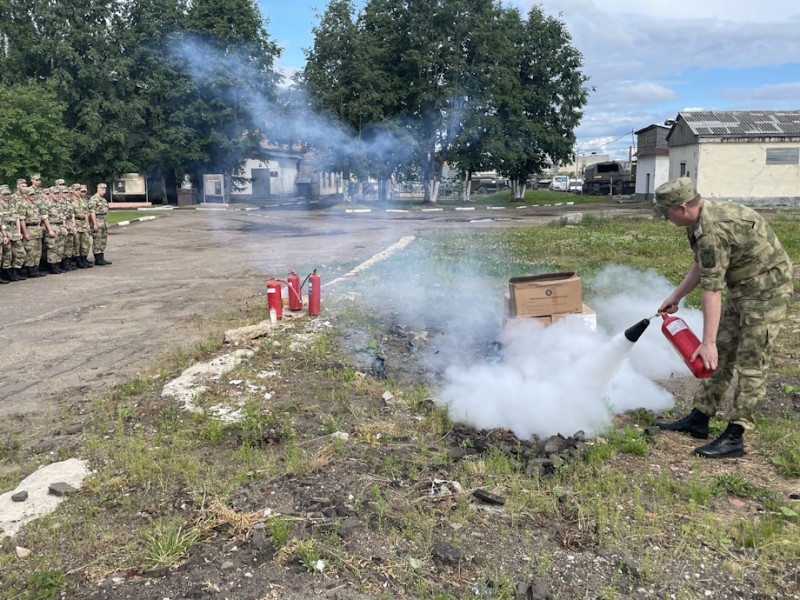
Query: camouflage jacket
88 193 109 218
687 200 793 300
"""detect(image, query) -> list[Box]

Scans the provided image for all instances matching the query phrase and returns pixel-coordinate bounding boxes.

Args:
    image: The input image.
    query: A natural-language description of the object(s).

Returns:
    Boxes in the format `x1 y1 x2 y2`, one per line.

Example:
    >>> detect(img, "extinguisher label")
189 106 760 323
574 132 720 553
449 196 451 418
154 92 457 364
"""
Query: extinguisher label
666 320 688 335
267 288 277 294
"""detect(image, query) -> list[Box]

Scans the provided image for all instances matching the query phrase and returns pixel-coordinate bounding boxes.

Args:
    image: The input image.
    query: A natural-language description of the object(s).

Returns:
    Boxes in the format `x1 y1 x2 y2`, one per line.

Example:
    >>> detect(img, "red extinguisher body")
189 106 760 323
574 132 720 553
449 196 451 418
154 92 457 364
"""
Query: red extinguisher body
308 270 321 316
287 271 302 311
661 314 714 378
267 280 283 320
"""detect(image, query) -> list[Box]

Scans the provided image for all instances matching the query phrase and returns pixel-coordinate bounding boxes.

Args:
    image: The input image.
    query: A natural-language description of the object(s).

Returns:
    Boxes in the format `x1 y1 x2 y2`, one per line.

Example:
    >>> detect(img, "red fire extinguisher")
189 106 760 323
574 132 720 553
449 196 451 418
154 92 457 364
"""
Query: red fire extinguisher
266 278 283 321
661 313 714 378
287 270 302 312
307 269 321 316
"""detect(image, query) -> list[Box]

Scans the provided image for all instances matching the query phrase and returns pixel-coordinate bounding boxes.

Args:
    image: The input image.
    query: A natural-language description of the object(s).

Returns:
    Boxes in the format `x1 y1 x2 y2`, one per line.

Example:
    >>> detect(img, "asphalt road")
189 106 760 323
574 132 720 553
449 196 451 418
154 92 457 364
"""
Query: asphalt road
0 201 640 421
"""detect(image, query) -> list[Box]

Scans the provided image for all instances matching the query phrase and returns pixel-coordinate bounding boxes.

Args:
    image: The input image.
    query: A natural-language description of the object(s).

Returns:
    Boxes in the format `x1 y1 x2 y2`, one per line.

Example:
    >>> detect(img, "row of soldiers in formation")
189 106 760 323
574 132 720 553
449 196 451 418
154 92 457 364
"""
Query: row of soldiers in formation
0 174 113 284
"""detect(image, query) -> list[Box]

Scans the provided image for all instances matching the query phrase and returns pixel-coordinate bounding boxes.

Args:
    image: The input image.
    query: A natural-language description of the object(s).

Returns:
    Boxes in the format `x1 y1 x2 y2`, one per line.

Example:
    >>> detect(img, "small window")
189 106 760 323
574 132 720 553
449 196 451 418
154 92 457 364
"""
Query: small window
766 148 799 165
679 162 686 177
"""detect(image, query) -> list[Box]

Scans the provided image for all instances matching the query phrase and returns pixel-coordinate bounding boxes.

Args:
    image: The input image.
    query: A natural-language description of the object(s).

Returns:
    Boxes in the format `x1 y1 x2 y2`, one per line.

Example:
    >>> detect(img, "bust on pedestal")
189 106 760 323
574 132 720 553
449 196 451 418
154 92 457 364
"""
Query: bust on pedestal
177 174 196 205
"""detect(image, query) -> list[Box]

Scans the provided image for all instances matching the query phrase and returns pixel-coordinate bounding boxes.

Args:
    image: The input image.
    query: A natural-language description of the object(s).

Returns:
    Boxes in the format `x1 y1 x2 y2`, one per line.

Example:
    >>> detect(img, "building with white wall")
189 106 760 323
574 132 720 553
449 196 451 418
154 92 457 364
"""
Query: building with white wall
666 110 800 206
634 124 670 200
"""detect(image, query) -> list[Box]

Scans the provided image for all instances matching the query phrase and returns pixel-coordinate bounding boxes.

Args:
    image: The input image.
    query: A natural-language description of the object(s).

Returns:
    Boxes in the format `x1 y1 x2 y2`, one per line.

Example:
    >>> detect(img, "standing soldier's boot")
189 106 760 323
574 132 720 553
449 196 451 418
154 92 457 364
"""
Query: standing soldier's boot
5 268 21 281
94 253 108 266
14 267 27 280
82 255 94 268
30 265 46 278
48 262 64 274
0 269 8 284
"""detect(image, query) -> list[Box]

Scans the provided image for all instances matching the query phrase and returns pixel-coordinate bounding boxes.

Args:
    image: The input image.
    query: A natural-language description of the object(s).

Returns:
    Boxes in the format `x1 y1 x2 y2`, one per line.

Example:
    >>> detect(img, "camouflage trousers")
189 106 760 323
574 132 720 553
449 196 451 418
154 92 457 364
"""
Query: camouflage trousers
63 232 75 258
74 230 91 256
44 230 63 264
694 286 793 430
2 238 26 268
23 227 43 267
92 221 108 253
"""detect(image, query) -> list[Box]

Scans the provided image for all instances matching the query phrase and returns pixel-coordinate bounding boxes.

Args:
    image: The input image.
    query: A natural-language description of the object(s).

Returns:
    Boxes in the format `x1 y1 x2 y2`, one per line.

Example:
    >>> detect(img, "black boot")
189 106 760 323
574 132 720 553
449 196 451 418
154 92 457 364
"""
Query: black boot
14 267 27 280
60 258 73 271
82 255 94 268
694 423 745 459
0 269 8 284
31 265 46 277
6 268 21 281
75 256 86 269
656 408 710 439
49 262 64 274
94 253 110 266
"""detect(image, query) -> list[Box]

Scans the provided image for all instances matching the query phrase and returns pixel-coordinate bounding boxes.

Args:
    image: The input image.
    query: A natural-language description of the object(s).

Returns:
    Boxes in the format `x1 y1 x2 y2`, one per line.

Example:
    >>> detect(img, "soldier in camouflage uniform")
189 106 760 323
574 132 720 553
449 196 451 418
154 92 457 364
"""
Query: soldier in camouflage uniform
9 178 29 279
654 177 793 459
1 184 25 282
0 185 16 284
20 187 46 277
59 185 78 270
40 187 64 274
89 182 112 265
70 183 93 268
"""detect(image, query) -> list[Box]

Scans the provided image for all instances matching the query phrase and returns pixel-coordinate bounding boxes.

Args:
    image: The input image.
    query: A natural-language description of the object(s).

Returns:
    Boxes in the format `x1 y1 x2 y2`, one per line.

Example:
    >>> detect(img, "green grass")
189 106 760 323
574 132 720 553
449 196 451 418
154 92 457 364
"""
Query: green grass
2 209 799 599
107 210 161 224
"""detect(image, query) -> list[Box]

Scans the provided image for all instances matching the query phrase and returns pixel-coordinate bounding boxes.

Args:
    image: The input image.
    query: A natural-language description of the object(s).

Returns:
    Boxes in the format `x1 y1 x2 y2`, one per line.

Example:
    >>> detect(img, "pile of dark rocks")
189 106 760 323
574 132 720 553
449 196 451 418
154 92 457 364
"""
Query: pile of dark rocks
447 424 589 476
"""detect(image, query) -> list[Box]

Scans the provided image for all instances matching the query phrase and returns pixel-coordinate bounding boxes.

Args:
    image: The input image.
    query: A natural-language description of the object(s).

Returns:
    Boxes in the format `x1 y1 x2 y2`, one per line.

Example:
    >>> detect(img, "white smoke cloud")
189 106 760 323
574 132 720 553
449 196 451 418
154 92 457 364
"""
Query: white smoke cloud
436 265 704 439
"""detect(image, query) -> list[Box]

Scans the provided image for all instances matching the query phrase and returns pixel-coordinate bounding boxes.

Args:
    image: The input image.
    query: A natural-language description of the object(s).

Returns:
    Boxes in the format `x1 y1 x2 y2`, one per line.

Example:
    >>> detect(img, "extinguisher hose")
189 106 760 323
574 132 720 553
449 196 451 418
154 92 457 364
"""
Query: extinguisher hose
267 275 304 306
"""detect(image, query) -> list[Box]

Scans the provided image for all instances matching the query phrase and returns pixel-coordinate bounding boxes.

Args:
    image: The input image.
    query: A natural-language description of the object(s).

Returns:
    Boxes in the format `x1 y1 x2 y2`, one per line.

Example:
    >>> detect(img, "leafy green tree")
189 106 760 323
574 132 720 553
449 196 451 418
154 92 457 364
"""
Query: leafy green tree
490 6 589 200
182 0 281 197
0 81 70 182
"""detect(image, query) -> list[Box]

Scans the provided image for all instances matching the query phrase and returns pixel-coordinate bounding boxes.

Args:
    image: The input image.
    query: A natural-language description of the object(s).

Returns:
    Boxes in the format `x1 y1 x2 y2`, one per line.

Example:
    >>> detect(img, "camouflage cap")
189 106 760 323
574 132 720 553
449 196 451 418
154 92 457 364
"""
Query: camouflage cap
80 185 88 192
55 178 66 186
25 187 36 195
16 177 27 185
30 172 42 180
653 177 699 217
0 184 11 194
70 183 81 191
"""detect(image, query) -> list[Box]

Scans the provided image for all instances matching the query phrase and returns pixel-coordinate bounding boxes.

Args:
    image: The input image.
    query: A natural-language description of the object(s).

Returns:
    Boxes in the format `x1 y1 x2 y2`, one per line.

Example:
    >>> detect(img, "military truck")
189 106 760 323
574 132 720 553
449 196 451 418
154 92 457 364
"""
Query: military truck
581 161 635 195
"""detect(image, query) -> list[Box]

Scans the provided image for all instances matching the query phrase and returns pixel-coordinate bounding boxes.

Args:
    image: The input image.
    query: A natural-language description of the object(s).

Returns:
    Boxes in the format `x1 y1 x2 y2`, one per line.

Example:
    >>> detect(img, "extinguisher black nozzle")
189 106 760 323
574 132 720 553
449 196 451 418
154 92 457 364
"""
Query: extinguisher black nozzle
624 318 651 343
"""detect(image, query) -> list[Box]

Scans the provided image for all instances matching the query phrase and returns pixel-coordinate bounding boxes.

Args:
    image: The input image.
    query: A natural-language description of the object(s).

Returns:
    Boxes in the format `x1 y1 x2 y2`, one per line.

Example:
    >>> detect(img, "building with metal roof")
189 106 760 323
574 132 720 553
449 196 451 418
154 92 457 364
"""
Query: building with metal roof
664 110 800 206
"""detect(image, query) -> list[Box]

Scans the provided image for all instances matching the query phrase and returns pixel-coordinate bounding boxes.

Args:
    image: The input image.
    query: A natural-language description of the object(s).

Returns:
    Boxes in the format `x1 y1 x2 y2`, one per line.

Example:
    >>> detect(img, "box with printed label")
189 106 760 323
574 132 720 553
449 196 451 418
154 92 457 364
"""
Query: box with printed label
508 272 582 317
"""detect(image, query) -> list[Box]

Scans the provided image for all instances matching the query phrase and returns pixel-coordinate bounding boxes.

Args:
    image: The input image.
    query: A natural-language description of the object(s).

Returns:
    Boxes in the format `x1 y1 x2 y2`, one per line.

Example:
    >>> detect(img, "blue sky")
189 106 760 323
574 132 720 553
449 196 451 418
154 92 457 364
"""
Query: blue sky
259 0 800 160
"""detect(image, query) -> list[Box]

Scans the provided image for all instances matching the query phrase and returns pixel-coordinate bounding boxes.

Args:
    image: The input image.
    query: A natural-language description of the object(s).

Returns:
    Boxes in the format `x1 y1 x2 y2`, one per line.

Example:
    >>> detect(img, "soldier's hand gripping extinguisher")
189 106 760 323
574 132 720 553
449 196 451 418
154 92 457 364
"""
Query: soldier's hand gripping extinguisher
660 312 715 378
624 312 715 379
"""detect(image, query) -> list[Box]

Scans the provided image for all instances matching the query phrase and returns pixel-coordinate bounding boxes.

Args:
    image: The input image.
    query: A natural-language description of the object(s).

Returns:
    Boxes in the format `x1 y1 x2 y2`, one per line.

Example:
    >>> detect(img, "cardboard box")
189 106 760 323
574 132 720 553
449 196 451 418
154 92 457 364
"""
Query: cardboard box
508 272 582 317
503 303 597 332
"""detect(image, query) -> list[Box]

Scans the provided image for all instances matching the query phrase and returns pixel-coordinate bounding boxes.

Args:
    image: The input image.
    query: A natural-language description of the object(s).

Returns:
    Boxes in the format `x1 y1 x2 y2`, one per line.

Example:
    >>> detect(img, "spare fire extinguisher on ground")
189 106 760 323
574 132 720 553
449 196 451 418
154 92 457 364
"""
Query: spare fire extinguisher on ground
287 270 302 312
624 312 715 378
266 278 283 322
307 269 321 316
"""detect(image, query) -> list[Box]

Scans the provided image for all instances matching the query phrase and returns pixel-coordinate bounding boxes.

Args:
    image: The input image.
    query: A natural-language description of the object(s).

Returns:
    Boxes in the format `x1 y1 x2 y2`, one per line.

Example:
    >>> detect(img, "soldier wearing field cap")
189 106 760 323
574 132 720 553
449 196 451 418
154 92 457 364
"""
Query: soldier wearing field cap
89 182 112 265
1 183 25 282
654 177 793 459
69 183 93 268
39 187 63 274
0 184 15 283
59 185 77 271
20 187 46 277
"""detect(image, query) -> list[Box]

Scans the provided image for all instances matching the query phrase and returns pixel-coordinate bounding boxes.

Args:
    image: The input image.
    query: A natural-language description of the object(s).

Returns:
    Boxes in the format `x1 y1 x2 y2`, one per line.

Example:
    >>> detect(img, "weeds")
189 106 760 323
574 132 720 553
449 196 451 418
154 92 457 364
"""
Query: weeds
26 570 65 600
140 519 201 568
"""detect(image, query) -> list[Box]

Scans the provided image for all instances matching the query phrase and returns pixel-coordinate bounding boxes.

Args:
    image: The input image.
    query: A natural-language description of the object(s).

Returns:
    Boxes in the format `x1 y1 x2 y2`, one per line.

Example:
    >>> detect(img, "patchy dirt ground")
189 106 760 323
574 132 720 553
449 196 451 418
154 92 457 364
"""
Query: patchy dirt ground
2 201 799 600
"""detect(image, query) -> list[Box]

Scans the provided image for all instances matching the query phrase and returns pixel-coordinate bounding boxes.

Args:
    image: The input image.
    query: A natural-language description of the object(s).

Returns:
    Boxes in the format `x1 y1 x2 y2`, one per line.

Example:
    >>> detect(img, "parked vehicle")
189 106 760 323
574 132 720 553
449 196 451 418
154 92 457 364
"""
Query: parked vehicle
470 175 511 195
568 178 583 193
582 161 635 195
549 175 569 192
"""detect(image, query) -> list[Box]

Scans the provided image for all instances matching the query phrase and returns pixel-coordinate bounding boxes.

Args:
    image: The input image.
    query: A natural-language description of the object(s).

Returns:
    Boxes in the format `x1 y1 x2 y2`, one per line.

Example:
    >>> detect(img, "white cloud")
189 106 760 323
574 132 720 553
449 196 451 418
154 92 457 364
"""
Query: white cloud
720 81 800 106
